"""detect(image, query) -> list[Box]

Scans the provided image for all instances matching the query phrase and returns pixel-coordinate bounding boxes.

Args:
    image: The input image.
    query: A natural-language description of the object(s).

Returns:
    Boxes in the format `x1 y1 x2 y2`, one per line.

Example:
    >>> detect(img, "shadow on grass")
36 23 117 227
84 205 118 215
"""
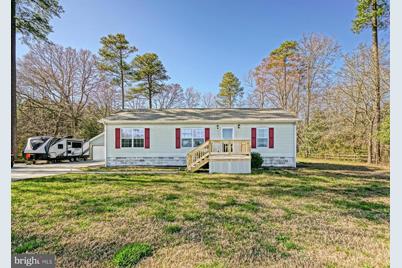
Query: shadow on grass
19 174 186 186
299 161 388 179
333 199 389 222
74 195 150 216
297 161 377 172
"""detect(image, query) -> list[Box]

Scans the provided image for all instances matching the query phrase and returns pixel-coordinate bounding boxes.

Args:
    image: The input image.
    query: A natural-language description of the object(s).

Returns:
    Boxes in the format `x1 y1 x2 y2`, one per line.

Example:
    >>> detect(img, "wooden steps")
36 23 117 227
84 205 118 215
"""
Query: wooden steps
186 140 251 172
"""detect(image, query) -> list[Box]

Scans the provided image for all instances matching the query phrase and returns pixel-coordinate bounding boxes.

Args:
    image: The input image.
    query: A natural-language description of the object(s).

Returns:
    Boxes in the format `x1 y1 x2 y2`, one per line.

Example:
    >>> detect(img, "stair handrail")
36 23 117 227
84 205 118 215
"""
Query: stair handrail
186 140 211 170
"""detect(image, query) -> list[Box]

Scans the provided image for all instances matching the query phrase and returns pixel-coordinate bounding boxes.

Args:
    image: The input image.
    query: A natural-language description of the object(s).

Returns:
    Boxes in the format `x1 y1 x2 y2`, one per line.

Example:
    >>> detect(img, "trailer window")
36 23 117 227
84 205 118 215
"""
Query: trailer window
58 144 63 149
72 142 82 148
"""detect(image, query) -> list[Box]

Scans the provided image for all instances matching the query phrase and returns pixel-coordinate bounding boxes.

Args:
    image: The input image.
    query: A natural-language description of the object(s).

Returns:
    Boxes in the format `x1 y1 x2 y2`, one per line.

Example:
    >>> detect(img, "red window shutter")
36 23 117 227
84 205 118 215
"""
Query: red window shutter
269 128 274 148
175 128 181 149
115 128 121 149
251 128 256 148
205 128 210 141
145 128 150 149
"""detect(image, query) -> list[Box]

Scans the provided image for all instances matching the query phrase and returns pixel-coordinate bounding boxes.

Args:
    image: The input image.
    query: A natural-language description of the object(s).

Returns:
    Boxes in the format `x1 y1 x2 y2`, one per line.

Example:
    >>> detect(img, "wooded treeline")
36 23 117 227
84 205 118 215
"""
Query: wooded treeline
15 0 390 163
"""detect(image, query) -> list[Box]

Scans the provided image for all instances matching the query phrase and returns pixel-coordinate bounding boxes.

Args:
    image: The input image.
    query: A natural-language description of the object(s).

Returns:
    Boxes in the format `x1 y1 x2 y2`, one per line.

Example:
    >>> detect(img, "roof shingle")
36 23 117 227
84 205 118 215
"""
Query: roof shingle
101 108 298 123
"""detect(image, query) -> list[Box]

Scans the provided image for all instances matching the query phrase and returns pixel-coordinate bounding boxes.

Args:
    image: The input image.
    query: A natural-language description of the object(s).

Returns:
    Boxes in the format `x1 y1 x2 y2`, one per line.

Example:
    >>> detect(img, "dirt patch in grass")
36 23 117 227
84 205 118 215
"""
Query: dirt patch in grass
137 243 217 268
12 159 389 267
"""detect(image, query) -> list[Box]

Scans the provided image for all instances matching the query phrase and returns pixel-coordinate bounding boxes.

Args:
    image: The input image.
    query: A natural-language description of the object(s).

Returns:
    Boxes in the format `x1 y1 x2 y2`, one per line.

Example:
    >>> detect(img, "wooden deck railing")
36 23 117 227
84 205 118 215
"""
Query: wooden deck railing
186 139 251 172
209 139 251 156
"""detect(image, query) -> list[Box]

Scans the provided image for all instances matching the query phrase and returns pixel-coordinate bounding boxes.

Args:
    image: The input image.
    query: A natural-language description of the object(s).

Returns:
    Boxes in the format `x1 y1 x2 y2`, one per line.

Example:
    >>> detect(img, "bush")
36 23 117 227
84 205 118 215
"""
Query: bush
251 152 263 169
113 243 152 267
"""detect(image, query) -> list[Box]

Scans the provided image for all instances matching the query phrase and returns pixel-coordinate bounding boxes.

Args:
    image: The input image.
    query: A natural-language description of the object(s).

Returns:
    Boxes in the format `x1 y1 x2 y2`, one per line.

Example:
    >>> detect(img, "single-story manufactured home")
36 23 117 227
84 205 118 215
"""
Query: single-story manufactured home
99 108 298 173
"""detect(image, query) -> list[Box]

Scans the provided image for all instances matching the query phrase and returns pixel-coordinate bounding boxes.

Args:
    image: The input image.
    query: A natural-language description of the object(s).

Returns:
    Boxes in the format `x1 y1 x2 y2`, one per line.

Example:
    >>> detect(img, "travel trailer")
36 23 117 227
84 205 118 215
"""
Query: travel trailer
23 136 89 163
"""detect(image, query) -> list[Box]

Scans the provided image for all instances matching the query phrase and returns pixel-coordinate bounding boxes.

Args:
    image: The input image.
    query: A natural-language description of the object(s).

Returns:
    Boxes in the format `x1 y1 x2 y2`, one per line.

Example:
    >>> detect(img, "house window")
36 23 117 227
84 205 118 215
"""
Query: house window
133 128 145 147
181 128 205 147
121 128 144 148
193 128 205 146
257 128 268 147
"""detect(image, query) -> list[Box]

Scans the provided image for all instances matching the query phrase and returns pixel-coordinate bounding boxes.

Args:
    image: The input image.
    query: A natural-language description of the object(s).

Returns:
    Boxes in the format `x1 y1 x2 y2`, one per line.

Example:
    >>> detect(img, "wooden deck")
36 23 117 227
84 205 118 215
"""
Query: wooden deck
186 140 251 172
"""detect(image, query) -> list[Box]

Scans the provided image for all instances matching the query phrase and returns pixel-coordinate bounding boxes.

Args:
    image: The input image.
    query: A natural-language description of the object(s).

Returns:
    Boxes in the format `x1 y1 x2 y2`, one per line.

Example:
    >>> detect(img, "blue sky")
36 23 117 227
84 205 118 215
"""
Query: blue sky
17 0 389 93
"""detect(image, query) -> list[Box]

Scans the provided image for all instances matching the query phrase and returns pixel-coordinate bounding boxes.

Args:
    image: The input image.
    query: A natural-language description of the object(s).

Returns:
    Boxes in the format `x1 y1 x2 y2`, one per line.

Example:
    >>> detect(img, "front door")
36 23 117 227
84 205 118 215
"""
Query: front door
221 128 234 152
222 128 234 139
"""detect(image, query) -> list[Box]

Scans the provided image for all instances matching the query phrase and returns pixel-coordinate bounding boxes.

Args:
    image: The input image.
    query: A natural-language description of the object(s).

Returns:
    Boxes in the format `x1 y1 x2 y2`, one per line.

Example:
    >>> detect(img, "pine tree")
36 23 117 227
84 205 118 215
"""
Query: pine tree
130 53 169 109
217 72 243 108
98 33 137 110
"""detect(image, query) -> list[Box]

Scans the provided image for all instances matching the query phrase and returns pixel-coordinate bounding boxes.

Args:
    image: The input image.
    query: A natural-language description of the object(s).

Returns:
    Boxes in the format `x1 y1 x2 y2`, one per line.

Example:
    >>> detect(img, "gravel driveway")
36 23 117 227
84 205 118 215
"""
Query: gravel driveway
11 161 104 181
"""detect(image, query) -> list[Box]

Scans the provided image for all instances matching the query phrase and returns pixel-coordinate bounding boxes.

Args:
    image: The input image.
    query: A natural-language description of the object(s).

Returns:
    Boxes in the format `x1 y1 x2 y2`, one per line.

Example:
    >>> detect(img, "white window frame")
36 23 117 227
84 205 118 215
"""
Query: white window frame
257 127 268 148
121 128 145 148
181 128 205 148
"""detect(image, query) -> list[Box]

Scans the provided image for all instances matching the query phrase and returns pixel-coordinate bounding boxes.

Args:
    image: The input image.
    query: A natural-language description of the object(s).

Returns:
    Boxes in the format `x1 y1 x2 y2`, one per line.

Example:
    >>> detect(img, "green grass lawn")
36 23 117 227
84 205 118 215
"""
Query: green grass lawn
12 159 389 268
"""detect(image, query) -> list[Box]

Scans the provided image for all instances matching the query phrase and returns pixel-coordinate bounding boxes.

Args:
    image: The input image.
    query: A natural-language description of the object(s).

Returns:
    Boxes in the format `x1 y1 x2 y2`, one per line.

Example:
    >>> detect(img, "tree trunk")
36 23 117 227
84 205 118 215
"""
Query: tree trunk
367 119 374 164
372 0 381 164
11 0 17 157
148 87 152 109
296 72 302 116
283 60 287 110
306 74 311 126
121 74 125 110
73 117 79 137
119 52 125 110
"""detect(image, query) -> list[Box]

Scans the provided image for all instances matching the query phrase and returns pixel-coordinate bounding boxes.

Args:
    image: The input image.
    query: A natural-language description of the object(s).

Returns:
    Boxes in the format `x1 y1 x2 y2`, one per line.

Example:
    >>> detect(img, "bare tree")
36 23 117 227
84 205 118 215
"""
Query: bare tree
298 33 340 125
201 92 218 108
247 72 269 108
153 83 184 109
126 93 148 109
244 70 268 108
183 87 201 108
325 43 389 163
17 42 102 136
90 76 119 117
